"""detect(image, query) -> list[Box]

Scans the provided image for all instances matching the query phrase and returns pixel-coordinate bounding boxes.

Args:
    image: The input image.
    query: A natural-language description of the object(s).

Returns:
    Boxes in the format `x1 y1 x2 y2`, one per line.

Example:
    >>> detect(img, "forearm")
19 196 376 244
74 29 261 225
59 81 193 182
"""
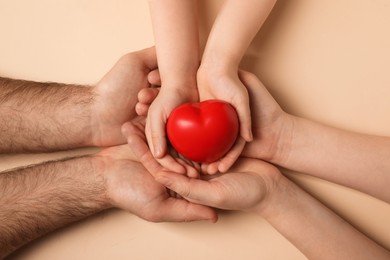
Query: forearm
260 176 390 259
277 116 390 203
0 156 109 258
0 77 94 153
149 0 199 88
202 0 277 70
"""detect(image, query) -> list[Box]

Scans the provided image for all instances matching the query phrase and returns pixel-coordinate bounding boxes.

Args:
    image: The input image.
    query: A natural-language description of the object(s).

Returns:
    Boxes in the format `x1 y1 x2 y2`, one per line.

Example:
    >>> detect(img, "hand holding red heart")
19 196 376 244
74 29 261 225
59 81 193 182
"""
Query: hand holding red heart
166 100 239 163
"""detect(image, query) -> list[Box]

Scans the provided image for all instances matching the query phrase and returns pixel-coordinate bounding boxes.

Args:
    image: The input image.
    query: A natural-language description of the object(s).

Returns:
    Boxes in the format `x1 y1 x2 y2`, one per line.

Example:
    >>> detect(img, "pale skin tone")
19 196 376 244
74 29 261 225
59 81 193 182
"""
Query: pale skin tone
146 0 277 173
155 159 390 260
146 0 200 174
143 70 390 202
130 71 390 258
2 46 388 258
0 48 217 258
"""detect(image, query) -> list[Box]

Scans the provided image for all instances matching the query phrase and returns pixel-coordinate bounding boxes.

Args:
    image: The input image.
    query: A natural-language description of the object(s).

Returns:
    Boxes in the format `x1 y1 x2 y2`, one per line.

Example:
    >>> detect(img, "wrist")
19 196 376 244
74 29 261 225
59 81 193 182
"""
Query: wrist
161 71 198 91
201 47 240 73
253 173 294 220
90 154 112 209
268 114 296 165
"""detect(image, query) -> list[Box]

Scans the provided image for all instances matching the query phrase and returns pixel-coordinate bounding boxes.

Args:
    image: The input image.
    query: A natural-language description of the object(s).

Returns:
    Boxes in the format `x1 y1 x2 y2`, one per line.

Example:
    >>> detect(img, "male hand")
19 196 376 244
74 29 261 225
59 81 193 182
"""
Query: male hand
91 47 157 147
97 142 216 222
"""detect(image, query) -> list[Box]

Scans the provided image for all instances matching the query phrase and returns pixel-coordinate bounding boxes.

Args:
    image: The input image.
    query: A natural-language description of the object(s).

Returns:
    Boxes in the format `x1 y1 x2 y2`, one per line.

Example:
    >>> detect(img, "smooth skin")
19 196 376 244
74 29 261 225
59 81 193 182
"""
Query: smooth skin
146 0 200 174
155 159 390 260
133 71 390 259
145 0 277 174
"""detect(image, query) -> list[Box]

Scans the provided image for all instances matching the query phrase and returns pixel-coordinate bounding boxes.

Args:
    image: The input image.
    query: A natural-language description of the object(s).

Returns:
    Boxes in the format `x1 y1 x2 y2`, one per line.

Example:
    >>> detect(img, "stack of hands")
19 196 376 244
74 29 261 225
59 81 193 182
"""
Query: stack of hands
1 1 388 259
96 47 290 223
1 47 389 259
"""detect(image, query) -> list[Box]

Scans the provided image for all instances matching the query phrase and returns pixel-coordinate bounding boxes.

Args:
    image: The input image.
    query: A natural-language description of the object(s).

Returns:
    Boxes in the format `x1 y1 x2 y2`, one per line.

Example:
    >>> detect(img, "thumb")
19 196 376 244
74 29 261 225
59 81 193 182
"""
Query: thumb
155 172 223 209
122 120 162 176
146 109 168 158
157 198 217 222
232 94 253 142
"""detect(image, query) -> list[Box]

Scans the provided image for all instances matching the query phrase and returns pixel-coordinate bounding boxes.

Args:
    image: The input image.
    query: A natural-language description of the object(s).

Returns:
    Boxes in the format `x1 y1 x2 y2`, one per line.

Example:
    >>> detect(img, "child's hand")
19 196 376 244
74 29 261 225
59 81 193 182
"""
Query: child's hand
197 66 252 174
134 70 200 175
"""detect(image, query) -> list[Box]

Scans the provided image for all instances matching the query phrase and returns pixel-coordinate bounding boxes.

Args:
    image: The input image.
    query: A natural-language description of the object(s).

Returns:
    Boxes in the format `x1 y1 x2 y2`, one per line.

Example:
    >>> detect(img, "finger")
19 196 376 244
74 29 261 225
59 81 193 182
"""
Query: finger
176 158 199 178
147 111 167 159
137 47 158 70
121 121 163 176
155 155 186 174
232 94 253 142
137 87 160 105
148 69 161 85
156 197 217 222
155 172 222 207
201 163 209 174
206 162 219 175
218 137 246 173
135 102 150 116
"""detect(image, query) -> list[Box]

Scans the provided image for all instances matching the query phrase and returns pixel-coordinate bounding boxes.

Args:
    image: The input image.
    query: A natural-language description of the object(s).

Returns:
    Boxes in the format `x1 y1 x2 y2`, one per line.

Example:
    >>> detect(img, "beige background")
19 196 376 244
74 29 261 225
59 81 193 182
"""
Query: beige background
1 0 390 259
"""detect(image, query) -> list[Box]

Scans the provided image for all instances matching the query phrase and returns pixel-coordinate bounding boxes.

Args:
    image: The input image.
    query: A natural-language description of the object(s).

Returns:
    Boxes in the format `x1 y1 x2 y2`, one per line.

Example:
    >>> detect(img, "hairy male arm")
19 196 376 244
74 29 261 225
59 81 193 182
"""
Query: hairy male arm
0 77 94 152
0 156 108 258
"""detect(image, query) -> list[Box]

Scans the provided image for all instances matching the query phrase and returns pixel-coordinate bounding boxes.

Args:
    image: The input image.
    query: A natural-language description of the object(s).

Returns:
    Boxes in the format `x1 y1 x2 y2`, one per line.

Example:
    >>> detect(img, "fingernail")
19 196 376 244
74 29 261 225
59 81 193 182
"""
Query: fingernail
153 146 162 158
245 129 253 142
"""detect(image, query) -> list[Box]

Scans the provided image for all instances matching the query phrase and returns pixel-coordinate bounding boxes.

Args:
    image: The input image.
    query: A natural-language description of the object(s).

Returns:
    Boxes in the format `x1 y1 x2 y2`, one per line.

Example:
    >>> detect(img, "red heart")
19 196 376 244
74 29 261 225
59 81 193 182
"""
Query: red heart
167 100 239 163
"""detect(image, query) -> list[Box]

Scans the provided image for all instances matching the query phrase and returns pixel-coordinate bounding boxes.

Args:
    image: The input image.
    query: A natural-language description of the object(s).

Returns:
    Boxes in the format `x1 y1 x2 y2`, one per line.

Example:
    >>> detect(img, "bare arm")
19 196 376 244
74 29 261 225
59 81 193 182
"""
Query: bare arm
0 77 94 152
279 116 390 203
238 71 390 203
148 0 199 89
195 0 277 171
155 159 390 259
0 47 161 153
201 0 277 70
144 0 200 172
262 172 390 260
0 144 215 258
0 156 107 258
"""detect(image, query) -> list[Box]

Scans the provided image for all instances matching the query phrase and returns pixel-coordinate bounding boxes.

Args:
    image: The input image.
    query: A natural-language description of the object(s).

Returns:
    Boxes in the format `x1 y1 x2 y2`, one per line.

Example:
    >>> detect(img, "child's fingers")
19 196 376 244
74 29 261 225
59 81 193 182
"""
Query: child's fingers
147 111 168 158
176 158 200 179
156 155 187 174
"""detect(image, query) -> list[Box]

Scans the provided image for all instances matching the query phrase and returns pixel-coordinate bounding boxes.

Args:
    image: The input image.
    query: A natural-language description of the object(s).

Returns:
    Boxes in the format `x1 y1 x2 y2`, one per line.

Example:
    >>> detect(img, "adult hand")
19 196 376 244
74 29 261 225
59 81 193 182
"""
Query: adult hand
144 86 199 173
97 143 216 222
121 116 201 178
154 158 282 214
134 69 200 174
238 71 294 164
91 47 157 147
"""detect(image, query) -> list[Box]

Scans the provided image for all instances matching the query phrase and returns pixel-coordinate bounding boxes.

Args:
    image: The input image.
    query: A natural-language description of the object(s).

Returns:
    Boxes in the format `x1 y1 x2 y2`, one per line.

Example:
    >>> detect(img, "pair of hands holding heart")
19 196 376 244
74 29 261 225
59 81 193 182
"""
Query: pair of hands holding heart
129 75 246 176
124 68 286 178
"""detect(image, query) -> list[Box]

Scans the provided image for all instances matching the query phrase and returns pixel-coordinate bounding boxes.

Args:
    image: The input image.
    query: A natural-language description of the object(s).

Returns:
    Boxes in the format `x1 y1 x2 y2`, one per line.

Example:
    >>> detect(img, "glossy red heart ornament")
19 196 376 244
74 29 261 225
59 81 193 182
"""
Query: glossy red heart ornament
166 100 239 163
